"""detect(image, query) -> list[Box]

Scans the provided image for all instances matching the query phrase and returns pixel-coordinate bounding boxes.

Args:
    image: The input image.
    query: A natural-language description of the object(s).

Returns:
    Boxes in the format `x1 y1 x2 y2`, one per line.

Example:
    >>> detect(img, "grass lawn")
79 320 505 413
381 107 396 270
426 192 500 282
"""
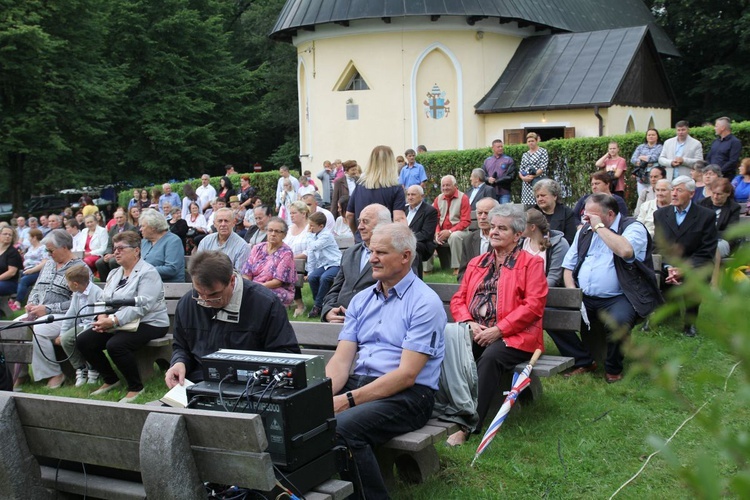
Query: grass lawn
16 260 749 498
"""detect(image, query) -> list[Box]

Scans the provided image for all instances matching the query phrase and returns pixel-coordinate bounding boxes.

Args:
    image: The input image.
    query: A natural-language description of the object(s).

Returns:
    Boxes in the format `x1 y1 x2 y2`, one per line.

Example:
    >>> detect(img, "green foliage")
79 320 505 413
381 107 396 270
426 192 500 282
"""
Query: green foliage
646 0 750 123
117 170 285 208
0 0 296 211
417 122 750 207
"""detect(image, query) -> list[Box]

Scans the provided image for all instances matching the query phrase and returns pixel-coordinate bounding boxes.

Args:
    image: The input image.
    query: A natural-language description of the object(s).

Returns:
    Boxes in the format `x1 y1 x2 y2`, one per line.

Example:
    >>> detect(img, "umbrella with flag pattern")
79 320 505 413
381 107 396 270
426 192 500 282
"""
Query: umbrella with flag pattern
471 348 542 467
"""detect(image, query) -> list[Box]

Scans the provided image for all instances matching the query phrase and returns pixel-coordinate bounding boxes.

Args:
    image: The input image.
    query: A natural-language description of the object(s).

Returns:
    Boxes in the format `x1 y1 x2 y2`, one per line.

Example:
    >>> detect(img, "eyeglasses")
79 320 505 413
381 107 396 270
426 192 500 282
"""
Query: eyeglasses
45 247 56 254
267 228 285 234
113 245 136 252
191 291 225 306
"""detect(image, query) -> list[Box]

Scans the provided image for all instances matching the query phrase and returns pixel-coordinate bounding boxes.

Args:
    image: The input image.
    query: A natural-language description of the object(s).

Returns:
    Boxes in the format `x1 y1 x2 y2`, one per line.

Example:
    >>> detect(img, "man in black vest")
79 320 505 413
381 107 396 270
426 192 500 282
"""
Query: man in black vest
555 193 662 383
653 175 718 337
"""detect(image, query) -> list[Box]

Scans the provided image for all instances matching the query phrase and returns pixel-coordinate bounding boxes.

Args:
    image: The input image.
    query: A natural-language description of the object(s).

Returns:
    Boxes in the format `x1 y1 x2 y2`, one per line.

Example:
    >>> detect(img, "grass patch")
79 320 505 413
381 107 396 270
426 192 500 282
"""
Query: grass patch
16 260 748 497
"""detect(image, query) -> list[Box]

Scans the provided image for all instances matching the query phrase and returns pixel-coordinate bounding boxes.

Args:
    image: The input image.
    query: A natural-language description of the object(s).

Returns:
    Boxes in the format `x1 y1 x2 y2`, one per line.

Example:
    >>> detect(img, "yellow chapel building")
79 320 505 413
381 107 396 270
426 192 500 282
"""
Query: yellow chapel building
271 1 678 171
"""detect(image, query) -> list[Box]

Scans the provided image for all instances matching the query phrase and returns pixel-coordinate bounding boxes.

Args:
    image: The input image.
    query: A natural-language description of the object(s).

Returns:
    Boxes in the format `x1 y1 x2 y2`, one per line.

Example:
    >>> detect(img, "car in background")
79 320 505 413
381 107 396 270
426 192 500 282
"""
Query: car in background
25 195 73 217
0 203 14 222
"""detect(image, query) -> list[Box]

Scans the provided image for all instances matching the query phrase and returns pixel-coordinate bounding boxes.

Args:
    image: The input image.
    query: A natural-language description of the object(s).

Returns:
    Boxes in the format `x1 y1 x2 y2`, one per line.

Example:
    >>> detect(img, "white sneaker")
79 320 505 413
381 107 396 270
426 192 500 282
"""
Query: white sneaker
75 368 87 387
87 370 100 384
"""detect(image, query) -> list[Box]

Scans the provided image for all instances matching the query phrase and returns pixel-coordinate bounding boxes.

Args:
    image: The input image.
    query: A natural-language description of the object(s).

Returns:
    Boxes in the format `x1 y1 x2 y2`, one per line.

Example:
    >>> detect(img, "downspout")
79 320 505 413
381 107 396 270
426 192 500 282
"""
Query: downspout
594 106 603 136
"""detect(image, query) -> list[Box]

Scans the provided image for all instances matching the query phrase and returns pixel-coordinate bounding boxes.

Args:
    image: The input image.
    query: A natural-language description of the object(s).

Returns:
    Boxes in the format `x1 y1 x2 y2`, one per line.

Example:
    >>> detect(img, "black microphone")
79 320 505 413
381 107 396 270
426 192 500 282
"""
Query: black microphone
89 296 148 308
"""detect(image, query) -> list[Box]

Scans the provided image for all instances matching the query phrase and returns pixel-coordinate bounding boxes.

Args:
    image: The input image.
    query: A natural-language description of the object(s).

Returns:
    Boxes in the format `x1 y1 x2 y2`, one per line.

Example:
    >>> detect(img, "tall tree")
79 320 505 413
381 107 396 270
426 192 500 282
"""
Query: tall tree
0 0 123 209
646 0 750 124
103 0 258 182
227 0 299 169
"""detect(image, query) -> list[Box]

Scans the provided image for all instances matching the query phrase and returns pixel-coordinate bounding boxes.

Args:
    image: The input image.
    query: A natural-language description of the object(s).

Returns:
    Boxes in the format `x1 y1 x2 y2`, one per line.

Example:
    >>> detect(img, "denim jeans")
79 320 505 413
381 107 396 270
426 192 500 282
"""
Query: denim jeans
308 266 340 308
547 294 637 375
15 272 39 303
336 375 436 500
498 194 512 204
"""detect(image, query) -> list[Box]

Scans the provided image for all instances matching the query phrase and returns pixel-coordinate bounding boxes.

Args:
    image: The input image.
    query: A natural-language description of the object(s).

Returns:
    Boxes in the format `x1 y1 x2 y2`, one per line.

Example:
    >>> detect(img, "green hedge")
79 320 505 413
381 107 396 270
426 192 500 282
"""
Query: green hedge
416 122 750 209
117 171 299 210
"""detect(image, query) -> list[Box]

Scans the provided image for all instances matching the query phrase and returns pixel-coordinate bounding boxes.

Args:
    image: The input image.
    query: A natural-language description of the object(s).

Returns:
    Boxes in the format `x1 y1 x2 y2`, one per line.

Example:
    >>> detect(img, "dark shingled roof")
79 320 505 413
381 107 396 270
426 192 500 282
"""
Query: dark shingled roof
270 0 678 57
474 26 676 114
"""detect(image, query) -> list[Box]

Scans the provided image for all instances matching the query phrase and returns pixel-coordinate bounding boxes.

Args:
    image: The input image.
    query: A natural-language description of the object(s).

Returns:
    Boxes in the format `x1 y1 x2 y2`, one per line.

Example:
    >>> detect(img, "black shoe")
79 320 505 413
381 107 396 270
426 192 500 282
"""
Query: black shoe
308 306 321 318
684 325 697 337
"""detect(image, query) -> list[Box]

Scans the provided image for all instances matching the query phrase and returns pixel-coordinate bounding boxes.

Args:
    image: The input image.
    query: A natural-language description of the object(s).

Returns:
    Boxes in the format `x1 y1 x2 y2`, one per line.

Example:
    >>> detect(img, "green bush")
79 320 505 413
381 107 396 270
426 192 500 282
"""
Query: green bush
117 170 299 209
416 122 750 208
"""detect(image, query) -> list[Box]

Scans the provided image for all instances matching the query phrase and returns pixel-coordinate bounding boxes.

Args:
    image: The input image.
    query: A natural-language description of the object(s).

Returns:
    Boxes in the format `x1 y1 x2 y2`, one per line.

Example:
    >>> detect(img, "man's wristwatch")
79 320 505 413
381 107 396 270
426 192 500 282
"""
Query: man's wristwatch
346 391 356 408
593 223 606 233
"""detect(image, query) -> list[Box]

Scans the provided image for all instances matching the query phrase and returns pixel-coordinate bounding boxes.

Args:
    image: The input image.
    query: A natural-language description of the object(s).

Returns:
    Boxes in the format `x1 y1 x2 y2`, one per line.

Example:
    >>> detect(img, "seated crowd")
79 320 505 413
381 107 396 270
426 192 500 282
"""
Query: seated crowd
3 123 748 499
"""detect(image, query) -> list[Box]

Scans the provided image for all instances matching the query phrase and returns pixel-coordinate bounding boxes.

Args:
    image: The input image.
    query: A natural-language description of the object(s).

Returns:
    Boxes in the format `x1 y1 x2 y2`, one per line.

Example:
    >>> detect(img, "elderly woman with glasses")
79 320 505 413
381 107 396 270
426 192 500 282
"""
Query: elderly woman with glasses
20 230 87 390
139 209 185 283
241 217 296 306
76 231 169 403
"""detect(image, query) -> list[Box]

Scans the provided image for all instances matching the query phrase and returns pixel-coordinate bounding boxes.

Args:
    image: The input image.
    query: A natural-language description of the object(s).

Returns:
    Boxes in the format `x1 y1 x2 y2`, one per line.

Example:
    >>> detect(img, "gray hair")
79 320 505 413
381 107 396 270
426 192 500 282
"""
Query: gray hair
471 168 486 182
366 203 392 225
139 209 169 232
41 229 73 250
441 175 457 186
533 178 562 199
655 179 672 189
28 217 38 224
476 197 500 210
672 175 696 192
371 223 417 265
703 164 722 176
406 185 424 195
716 116 731 131
488 204 526 233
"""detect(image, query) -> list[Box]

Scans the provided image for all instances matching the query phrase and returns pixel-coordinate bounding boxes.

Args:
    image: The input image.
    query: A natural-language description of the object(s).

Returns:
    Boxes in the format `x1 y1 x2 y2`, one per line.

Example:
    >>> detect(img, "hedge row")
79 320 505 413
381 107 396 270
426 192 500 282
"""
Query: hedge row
416 122 750 209
120 122 750 212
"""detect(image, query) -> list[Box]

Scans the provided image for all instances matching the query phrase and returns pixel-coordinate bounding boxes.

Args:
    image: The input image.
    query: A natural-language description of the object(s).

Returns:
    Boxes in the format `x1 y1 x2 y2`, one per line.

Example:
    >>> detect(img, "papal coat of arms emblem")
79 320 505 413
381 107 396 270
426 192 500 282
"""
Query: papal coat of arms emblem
423 83 450 119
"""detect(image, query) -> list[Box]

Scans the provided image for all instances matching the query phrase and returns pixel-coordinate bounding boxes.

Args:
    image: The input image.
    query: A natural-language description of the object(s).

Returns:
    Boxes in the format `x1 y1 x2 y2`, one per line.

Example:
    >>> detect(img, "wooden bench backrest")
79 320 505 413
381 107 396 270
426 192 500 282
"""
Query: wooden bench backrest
1 392 275 490
291 284 583 360
426 283 582 331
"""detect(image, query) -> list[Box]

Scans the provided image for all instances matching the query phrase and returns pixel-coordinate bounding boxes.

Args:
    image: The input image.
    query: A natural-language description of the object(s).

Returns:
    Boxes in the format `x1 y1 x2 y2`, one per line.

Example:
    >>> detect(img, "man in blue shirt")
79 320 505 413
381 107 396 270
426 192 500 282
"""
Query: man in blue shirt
706 116 743 179
326 223 446 500
158 183 181 215
557 193 660 383
398 148 428 189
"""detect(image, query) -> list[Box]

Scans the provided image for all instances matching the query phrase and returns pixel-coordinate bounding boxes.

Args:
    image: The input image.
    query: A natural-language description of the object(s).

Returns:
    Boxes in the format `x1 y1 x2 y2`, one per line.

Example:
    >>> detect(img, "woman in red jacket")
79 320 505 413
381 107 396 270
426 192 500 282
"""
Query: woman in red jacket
447 204 548 444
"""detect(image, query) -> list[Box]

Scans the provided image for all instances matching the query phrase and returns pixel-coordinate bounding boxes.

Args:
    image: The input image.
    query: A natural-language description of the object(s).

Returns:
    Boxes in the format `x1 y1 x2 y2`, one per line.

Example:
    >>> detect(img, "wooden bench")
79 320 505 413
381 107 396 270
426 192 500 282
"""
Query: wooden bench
292 287 579 402
0 391 352 499
289 285 579 485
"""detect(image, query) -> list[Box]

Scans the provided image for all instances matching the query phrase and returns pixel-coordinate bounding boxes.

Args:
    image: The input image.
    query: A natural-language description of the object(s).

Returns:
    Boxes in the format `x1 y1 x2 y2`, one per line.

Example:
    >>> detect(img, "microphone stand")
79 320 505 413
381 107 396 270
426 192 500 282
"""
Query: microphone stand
0 309 116 334
0 309 117 367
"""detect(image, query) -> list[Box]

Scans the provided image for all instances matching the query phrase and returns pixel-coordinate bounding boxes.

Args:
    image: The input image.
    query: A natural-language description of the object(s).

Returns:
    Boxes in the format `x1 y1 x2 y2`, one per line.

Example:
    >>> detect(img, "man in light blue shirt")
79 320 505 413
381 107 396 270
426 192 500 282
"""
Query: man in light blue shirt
398 148 428 189
158 183 181 214
555 193 658 383
196 208 250 271
326 223 446 500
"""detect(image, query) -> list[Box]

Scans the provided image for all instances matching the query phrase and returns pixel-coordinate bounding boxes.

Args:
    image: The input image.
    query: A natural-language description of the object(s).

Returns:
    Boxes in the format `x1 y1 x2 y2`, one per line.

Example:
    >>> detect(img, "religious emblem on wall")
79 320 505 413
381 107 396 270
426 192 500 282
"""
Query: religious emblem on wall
423 83 450 119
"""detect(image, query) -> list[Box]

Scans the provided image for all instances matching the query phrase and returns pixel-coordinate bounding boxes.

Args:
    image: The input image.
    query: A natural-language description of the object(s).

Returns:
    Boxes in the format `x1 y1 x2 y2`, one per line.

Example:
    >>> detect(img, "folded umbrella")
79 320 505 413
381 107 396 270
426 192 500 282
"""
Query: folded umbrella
471 348 542 467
